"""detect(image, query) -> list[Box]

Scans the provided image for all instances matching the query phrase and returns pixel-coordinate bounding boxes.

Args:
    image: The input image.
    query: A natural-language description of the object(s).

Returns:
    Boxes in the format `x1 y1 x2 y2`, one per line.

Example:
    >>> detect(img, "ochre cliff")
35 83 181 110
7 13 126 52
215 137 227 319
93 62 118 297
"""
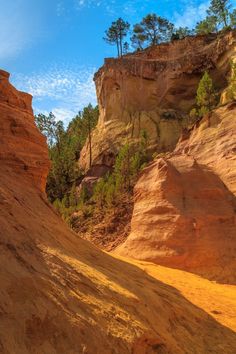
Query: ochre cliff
80 31 236 171
1 72 236 353
0 70 50 191
116 103 236 284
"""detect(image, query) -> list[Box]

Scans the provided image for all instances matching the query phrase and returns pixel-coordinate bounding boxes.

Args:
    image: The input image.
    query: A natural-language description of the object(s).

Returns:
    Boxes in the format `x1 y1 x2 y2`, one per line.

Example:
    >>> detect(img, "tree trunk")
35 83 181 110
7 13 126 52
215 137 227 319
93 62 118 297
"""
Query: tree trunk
88 118 92 169
119 34 123 57
116 40 120 57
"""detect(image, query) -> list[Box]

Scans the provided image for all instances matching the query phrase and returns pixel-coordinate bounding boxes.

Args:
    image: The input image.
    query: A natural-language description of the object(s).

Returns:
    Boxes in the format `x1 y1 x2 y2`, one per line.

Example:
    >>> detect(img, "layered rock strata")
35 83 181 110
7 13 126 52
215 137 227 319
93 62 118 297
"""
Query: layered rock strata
80 31 236 171
116 104 236 283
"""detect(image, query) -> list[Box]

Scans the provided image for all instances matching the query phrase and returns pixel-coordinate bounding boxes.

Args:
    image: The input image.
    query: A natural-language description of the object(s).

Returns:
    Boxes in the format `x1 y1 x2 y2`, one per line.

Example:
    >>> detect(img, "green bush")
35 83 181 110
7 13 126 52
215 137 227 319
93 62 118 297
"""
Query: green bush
225 61 236 101
189 71 218 120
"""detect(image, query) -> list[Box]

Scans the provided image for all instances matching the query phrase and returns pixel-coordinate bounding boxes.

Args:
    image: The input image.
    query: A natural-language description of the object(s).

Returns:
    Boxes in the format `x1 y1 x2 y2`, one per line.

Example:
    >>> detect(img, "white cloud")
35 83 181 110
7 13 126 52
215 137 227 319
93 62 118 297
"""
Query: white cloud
74 0 103 10
174 1 210 28
12 64 97 126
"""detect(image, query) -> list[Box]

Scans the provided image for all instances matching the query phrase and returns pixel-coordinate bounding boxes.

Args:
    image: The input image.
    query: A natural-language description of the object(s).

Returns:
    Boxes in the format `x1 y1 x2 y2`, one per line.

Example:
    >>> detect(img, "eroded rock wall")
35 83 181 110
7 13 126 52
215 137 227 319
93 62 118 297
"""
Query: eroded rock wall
116 104 236 283
80 31 236 171
0 70 50 191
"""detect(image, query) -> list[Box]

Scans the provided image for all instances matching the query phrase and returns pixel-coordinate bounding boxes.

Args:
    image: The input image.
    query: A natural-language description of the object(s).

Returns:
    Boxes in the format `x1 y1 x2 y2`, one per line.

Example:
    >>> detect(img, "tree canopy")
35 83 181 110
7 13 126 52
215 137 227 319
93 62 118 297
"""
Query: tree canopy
207 0 231 28
35 105 99 202
131 14 174 49
195 16 218 34
103 18 130 57
104 1 236 54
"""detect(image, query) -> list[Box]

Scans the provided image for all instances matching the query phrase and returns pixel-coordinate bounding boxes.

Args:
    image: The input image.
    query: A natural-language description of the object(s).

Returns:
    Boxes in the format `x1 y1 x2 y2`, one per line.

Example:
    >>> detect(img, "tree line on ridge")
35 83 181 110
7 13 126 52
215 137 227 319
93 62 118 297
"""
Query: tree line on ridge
104 0 236 56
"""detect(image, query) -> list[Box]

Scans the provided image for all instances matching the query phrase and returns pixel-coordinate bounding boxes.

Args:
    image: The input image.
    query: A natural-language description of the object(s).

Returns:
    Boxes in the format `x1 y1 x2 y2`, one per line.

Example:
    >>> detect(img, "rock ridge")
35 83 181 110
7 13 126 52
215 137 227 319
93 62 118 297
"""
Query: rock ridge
80 31 236 171
116 103 236 283
0 70 50 192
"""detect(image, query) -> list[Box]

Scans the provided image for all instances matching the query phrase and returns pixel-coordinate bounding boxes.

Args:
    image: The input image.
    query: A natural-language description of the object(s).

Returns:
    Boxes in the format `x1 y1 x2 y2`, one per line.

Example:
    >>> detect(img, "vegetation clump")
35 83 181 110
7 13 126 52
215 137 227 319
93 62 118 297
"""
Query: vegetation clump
93 132 148 210
52 130 148 229
190 71 218 121
224 61 236 102
103 18 130 57
36 101 149 230
35 104 99 203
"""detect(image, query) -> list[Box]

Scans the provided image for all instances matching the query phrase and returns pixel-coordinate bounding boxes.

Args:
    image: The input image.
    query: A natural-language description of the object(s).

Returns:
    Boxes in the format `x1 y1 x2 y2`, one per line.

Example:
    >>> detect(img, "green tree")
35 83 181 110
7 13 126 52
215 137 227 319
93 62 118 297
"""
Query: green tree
207 0 231 28
93 178 107 208
225 61 236 101
69 184 77 208
131 14 174 48
81 103 99 169
171 27 194 40
130 24 148 50
123 41 129 54
196 72 217 116
104 18 130 57
35 112 64 148
68 104 99 157
35 104 99 203
230 9 236 27
113 144 132 192
195 16 218 34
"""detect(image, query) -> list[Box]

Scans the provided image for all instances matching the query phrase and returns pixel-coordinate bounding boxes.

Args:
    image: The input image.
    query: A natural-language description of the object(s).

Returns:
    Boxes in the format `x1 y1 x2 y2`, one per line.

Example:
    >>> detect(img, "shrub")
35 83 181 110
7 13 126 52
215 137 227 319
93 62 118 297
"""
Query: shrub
225 61 236 101
189 72 218 120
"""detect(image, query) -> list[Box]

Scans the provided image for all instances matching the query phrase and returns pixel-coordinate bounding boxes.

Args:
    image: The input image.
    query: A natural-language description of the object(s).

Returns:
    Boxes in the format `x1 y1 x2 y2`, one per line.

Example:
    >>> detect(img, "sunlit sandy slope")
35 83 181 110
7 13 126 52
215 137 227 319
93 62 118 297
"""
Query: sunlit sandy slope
1 174 236 353
117 256 236 333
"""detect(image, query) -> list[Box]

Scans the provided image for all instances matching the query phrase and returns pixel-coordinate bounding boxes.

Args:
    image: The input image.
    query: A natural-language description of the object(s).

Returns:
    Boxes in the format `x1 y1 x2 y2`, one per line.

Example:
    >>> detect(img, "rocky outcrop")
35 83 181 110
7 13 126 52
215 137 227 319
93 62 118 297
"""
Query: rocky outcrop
80 31 236 171
116 104 236 283
2 71 236 353
0 69 50 191
176 103 236 196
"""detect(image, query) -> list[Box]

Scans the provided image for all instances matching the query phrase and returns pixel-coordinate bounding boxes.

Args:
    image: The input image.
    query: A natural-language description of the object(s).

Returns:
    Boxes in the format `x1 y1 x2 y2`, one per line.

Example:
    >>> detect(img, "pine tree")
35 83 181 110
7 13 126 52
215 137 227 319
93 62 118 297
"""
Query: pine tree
225 61 236 100
131 14 174 49
171 27 194 40
104 18 130 57
93 178 106 208
230 9 236 28
69 184 77 208
196 72 217 116
130 24 147 50
207 0 230 28
195 16 218 34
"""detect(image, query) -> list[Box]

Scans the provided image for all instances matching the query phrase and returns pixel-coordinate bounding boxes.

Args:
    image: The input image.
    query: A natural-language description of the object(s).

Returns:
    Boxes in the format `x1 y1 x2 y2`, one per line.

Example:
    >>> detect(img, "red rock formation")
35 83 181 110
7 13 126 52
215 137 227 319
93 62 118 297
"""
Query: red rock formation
0 69 50 191
116 104 236 283
176 103 236 197
80 31 236 171
2 70 236 352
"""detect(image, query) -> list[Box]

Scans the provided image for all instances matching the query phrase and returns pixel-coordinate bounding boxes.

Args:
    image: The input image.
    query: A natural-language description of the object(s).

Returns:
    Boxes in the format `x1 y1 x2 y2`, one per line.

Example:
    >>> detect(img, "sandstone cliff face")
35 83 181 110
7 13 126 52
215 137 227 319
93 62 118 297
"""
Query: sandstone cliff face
2 71 236 353
80 31 236 171
116 104 236 283
0 70 50 191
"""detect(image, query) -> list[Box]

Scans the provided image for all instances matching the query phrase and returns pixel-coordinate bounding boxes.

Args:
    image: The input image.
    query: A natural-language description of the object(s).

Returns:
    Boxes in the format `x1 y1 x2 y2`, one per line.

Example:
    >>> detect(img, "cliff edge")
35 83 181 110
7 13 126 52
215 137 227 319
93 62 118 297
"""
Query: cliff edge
80 31 236 172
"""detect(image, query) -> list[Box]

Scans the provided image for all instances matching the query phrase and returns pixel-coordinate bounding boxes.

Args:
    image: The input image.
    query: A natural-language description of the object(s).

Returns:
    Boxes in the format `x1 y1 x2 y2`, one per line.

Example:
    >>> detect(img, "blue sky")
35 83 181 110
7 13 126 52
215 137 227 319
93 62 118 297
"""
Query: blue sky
0 0 225 124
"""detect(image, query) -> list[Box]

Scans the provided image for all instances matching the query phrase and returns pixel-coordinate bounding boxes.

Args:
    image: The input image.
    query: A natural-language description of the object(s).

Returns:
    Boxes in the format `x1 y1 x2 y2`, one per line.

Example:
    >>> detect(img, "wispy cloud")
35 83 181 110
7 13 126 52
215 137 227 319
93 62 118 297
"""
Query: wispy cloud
73 0 151 17
12 64 97 125
69 0 211 24
74 0 103 10
174 1 210 28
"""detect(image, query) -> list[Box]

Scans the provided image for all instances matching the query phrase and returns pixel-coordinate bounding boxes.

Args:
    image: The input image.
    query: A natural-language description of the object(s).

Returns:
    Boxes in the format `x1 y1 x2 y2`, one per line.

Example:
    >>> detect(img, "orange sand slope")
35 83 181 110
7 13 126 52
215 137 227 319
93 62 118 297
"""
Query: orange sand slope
123 257 236 333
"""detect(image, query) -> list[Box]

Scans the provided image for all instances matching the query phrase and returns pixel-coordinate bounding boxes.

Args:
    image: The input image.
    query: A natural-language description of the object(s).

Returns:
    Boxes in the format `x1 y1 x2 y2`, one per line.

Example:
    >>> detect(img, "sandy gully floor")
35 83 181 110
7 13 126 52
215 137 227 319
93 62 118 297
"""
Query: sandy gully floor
116 255 236 333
